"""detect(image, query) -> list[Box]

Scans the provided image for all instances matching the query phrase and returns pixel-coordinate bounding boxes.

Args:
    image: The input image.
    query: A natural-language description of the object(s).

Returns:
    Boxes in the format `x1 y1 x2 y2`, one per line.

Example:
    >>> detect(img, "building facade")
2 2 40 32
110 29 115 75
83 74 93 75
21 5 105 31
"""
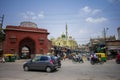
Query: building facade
3 22 50 58
106 40 120 58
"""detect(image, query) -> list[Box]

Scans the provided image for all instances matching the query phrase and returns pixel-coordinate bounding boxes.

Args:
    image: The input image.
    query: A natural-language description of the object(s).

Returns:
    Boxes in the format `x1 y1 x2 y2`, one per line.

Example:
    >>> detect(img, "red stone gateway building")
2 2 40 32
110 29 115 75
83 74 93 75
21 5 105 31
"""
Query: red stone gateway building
3 21 51 58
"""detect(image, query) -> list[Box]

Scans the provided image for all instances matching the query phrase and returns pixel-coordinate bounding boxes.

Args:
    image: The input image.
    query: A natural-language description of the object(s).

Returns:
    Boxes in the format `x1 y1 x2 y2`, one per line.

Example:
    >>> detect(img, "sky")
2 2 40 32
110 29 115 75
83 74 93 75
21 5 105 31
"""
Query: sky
0 0 120 44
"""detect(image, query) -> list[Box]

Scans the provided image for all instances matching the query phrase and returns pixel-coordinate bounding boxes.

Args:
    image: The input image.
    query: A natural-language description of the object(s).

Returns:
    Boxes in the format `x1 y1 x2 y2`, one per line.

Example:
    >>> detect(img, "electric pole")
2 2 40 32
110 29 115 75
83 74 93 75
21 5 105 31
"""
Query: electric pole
0 15 4 56
103 28 109 55
0 15 4 29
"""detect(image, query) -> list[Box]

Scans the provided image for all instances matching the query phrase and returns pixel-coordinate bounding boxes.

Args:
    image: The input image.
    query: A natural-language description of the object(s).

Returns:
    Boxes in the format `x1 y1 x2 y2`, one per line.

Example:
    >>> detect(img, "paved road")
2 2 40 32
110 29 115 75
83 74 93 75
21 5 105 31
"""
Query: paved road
0 59 120 80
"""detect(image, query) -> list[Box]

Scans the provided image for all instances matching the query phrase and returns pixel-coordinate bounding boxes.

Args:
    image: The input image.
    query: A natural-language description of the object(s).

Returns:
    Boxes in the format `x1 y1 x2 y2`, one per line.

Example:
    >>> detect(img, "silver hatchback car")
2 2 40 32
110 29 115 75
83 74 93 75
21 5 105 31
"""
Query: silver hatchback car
23 55 59 72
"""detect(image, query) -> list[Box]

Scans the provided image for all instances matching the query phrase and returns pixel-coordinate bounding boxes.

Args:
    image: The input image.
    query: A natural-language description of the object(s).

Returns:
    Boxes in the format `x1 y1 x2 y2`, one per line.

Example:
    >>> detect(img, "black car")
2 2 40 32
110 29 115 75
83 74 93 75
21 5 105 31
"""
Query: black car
23 55 59 72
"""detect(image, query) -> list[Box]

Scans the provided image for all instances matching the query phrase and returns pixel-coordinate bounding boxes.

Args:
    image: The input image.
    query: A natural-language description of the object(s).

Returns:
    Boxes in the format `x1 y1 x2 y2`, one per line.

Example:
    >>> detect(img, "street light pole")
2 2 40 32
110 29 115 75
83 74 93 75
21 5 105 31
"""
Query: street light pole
103 28 109 55
103 28 109 42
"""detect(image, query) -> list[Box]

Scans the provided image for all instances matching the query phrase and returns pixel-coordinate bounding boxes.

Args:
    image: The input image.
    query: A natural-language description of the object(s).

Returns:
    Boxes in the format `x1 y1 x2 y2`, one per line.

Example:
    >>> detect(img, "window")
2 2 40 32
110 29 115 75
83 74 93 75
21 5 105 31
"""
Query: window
39 38 44 45
10 35 16 43
40 56 48 61
10 38 16 43
32 56 40 62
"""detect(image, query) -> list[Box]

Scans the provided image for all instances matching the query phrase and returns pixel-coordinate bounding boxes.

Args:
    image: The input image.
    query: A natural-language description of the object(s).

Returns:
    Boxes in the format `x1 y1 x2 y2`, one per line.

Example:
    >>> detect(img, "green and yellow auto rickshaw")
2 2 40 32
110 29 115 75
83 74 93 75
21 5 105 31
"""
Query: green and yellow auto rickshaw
4 54 15 62
96 53 107 62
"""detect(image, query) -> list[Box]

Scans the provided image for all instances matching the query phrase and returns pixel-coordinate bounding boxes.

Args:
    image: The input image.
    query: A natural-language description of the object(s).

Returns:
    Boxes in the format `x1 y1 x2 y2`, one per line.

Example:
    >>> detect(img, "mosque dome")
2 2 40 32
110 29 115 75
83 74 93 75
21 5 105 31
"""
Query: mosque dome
20 21 38 28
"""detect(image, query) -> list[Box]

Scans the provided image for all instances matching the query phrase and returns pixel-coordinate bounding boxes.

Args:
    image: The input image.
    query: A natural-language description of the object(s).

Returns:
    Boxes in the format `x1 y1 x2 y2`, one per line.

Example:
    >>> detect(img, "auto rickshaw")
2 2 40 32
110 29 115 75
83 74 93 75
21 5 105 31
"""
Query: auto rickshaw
4 54 15 62
96 53 107 62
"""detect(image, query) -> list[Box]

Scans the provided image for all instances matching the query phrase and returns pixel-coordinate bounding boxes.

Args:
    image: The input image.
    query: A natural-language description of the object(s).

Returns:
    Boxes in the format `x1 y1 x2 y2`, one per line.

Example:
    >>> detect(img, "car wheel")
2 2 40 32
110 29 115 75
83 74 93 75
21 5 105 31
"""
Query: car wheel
24 66 29 71
46 67 52 72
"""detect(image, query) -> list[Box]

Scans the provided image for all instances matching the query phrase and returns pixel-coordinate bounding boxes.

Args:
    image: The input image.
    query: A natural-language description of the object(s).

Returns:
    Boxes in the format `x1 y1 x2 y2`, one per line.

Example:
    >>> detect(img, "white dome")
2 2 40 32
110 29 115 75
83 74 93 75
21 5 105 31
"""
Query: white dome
20 21 38 28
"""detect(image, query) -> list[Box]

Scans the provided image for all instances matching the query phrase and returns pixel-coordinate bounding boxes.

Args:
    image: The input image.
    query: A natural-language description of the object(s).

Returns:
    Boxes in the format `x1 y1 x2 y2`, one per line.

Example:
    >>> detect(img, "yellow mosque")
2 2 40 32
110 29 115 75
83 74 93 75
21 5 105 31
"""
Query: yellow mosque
50 24 78 49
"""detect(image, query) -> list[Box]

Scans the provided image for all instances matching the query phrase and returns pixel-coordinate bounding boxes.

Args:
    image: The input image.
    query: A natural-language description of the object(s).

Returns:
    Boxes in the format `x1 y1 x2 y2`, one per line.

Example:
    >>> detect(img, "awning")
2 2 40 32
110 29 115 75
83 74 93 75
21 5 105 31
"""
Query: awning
108 48 120 50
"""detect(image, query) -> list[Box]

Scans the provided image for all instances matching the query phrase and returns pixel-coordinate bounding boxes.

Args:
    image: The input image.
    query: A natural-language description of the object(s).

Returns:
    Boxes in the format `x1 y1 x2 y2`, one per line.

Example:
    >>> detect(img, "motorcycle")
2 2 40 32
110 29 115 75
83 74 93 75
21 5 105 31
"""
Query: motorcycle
56 56 61 68
90 57 104 65
116 54 120 64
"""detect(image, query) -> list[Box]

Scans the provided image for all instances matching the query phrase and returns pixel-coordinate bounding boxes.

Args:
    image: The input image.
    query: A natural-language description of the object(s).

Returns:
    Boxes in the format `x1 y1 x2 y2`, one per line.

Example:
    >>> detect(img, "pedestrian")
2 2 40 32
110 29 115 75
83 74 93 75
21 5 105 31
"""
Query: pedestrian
78 53 84 63
2 56 5 63
75 54 79 62
63 52 66 60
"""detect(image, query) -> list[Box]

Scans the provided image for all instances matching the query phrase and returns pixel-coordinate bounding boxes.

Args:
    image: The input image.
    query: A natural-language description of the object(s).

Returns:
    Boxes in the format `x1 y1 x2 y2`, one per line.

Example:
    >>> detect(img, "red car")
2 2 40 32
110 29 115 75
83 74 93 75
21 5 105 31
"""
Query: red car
116 54 120 64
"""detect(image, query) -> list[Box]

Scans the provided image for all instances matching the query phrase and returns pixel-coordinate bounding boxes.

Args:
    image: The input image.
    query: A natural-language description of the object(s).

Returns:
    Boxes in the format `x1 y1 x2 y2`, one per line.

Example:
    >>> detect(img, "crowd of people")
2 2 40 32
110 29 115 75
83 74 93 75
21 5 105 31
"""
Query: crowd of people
46 46 109 65
47 46 90 63
1 45 119 65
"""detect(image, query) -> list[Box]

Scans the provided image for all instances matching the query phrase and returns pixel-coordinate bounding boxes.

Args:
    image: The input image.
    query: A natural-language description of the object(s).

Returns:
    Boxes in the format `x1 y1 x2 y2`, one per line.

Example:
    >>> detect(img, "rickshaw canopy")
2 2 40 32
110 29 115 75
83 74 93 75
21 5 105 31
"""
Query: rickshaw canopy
96 53 106 57
4 54 14 57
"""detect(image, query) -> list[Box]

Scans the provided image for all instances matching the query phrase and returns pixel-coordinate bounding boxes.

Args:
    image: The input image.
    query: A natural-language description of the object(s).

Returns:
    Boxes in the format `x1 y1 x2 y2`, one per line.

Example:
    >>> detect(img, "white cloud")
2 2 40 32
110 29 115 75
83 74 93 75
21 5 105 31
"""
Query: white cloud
86 17 108 23
21 11 44 20
81 6 101 15
22 11 36 20
92 9 101 14
38 11 44 19
81 6 92 13
81 6 107 24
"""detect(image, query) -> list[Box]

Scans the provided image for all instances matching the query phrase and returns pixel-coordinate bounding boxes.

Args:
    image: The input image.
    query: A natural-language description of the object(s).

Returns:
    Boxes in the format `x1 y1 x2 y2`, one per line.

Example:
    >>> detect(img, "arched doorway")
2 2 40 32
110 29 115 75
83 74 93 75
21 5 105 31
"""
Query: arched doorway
19 37 35 59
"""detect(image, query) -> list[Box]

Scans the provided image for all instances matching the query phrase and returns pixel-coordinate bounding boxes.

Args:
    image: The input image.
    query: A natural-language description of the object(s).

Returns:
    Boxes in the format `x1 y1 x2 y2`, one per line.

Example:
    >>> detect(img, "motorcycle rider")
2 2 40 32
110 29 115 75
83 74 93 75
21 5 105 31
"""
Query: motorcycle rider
91 52 98 63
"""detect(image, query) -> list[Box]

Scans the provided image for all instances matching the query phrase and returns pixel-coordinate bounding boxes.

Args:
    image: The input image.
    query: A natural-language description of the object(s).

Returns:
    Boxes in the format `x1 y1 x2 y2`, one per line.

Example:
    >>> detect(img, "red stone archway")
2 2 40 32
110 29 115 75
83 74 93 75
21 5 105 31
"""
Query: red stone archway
19 37 35 58
3 22 51 59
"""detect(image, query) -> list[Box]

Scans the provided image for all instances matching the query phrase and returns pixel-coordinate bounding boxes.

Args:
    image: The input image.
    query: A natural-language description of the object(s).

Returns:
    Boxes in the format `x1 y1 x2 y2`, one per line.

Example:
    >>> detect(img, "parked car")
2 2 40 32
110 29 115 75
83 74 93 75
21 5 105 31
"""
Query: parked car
23 55 59 72
116 54 120 64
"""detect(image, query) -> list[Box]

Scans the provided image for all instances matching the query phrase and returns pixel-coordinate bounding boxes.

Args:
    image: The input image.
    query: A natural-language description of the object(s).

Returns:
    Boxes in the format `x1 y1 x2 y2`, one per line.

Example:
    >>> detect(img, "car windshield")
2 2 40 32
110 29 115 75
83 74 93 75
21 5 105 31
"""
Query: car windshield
32 56 40 62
